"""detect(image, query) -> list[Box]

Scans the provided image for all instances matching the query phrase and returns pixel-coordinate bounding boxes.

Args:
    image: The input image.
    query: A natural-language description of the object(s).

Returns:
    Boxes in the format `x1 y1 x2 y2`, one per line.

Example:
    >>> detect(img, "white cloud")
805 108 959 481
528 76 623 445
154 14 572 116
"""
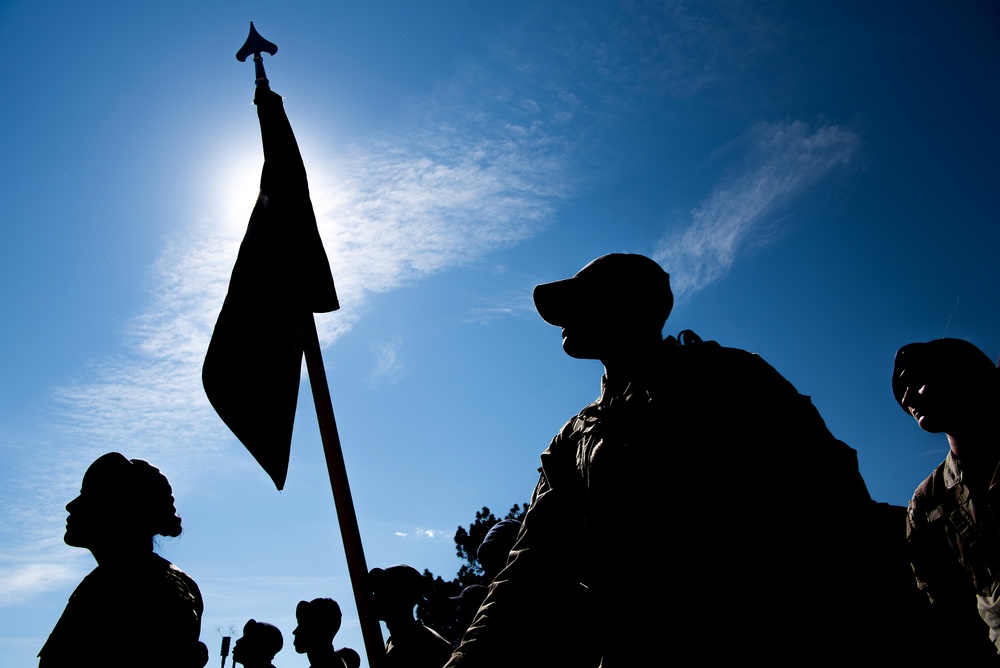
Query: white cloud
392 528 451 540
416 529 451 540
365 336 408 388
48 56 574 462
655 120 859 298
5 5 850 608
4 38 576 607
0 563 80 607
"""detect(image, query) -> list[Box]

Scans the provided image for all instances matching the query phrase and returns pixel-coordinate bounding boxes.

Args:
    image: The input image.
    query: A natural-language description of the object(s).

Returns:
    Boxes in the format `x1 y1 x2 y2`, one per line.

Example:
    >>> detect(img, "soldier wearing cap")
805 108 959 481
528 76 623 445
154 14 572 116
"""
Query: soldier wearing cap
896 338 1000 662
233 619 283 668
369 565 454 668
292 598 353 668
447 253 884 666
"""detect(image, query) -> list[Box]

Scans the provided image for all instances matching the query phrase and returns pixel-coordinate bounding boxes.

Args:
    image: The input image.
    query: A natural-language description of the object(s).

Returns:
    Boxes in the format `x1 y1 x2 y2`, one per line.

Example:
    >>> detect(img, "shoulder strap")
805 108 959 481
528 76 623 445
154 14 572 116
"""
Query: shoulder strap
674 328 723 351
913 461 949 522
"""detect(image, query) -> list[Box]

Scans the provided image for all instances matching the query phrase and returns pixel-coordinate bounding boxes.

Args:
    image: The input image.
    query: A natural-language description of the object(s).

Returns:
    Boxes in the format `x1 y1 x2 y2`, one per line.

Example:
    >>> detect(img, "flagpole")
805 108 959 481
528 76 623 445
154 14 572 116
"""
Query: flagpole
225 23 384 666
300 311 385 668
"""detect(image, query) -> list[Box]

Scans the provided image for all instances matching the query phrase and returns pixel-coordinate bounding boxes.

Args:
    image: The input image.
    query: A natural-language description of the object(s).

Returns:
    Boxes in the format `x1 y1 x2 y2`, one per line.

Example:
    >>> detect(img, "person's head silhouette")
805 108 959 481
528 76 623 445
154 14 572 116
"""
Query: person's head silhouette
532 253 672 366
40 452 209 668
64 452 183 561
476 519 522 582
232 619 283 668
336 646 361 668
293 597 342 654
892 338 999 437
369 564 453 665
368 564 426 624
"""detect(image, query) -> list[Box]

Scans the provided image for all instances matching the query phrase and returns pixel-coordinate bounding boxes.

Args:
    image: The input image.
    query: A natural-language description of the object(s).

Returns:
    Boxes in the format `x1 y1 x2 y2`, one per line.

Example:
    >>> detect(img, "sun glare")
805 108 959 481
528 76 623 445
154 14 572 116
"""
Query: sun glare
218 150 264 235
194 134 264 236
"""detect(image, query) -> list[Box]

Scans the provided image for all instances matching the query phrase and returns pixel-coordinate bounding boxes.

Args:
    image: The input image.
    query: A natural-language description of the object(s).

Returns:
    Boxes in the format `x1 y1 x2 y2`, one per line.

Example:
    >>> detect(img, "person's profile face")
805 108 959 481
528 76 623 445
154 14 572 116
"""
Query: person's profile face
64 460 129 548
64 490 91 547
561 320 615 360
901 382 939 433
559 302 642 361
232 636 247 665
234 624 273 665
899 367 966 435
292 622 312 654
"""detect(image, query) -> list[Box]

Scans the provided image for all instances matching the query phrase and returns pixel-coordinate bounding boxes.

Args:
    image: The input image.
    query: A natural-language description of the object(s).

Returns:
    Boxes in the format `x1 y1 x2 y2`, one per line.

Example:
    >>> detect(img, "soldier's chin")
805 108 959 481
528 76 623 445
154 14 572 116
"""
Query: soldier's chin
561 337 600 360
915 414 945 434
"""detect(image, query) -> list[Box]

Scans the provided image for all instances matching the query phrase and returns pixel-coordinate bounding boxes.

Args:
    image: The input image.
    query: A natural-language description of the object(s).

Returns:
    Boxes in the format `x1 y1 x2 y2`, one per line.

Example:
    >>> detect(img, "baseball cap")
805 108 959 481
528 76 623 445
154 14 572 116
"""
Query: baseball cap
369 564 427 603
532 253 673 328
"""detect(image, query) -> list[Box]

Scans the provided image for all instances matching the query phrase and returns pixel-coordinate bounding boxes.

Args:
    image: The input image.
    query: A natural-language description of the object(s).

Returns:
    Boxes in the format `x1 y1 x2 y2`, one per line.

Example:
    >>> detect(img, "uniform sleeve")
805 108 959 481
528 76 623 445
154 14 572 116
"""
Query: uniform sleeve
446 421 596 668
906 489 999 664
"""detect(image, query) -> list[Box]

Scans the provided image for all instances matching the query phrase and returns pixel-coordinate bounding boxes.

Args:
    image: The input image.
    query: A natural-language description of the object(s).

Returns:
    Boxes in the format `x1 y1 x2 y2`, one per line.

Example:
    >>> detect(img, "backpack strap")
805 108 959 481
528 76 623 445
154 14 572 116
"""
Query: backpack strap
675 329 721 350
677 329 702 346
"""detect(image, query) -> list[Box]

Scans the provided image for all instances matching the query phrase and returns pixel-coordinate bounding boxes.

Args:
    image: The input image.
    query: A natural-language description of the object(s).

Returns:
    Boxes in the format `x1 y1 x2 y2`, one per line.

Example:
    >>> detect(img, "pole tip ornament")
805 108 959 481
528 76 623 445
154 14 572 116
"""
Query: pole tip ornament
237 22 278 85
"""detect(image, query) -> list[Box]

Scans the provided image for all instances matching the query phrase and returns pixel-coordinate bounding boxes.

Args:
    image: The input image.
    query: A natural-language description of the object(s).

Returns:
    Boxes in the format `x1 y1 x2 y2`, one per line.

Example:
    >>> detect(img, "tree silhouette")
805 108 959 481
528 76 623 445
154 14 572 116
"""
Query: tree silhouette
416 503 527 645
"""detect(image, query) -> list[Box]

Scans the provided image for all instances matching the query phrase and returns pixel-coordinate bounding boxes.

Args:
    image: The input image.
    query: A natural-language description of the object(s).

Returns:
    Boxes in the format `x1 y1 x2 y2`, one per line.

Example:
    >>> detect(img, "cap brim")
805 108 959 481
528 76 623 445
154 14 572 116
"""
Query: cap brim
532 279 578 326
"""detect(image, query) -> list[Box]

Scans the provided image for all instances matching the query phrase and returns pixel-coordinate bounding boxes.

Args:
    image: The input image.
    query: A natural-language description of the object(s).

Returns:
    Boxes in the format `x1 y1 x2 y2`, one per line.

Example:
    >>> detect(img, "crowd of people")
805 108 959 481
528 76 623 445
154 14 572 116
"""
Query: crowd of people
37 253 1000 666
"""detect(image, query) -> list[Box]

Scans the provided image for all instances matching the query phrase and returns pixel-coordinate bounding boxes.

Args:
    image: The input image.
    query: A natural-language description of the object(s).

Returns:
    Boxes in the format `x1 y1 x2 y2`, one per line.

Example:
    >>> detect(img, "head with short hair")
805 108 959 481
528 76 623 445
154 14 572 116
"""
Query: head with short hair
293 598 342 653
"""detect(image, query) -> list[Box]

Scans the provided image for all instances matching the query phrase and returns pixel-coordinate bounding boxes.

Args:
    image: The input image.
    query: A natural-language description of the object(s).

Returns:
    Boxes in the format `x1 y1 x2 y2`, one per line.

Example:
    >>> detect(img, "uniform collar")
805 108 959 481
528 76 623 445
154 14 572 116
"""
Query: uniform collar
943 450 963 489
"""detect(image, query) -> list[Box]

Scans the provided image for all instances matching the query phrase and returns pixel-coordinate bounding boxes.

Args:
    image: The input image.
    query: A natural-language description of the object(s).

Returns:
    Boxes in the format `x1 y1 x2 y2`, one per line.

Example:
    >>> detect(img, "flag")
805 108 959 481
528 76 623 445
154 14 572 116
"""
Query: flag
203 84 338 490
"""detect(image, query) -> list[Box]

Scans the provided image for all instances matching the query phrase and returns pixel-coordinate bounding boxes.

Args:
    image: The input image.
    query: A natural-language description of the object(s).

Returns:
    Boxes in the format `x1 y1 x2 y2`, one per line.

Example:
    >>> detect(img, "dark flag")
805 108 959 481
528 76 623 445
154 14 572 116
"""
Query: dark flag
203 83 339 490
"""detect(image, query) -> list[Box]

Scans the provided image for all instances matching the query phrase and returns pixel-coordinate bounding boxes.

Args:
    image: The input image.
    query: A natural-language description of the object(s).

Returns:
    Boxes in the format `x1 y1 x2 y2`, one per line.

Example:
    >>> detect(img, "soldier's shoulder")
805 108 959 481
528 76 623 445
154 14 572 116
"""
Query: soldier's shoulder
911 460 949 506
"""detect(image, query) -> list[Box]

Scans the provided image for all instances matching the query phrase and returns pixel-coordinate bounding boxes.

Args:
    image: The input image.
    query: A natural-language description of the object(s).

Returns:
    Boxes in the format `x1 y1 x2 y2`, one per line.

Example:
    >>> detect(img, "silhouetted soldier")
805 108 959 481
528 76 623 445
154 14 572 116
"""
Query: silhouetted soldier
336 647 361 668
440 519 517 643
233 619 283 668
895 338 1000 663
447 585 487 641
38 452 209 667
475 519 521 584
293 598 352 668
369 565 454 668
447 253 887 666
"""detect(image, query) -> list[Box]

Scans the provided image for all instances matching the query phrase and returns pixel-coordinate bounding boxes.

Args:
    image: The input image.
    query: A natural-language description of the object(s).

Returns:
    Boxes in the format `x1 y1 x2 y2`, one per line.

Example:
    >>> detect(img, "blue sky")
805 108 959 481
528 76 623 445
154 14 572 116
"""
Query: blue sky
1 1 999 666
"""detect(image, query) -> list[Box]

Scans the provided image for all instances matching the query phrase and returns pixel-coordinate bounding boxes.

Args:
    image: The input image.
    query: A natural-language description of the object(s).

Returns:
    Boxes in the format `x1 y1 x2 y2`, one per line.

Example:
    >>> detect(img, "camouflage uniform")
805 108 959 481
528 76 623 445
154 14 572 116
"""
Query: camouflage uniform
907 451 1000 663
448 332 879 667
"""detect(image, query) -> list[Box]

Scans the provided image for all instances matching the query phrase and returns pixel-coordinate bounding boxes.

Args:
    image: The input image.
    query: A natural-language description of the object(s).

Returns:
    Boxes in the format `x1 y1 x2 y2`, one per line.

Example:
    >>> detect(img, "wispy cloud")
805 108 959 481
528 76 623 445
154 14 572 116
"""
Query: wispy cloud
655 120 859 298
461 267 540 325
0 563 80 607
4 3 844 607
1 17 578 607
365 336 408 388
